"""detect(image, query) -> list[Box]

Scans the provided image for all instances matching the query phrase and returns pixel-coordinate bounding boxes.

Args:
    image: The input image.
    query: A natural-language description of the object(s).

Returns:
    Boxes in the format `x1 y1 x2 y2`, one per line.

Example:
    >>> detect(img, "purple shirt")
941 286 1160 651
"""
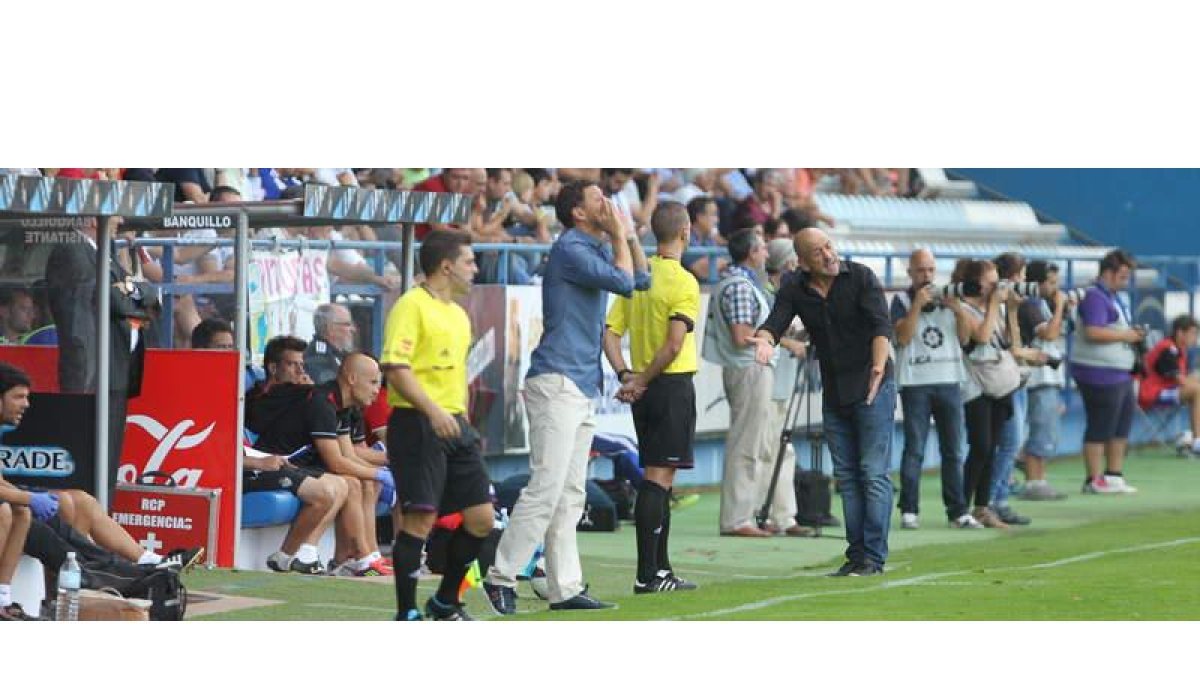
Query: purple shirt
1070 284 1132 386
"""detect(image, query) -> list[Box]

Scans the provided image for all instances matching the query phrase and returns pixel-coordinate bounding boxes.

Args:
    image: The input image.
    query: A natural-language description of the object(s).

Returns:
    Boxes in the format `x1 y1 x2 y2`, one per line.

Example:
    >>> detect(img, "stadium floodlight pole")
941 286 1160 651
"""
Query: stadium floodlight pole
95 216 112 511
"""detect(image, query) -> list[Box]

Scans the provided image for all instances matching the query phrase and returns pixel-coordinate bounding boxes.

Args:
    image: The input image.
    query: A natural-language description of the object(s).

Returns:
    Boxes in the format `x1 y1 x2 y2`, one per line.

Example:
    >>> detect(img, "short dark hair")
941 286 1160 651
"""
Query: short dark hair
555 180 596 230
0 287 31 308
959 259 996 286
687 196 716 224
419 229 472 277
993 252 1026 280
264 335 307 370
651 202 689 244
210 185 241 201
1100 248 1136 274
727 228 760 264
1025 260 1059 284
191 318 233 349
601 168 633 178
950 258 973 284
780 208 817 235
526 168 551 185
0 362 32 397
486 168 511 181
1172 315 1199 336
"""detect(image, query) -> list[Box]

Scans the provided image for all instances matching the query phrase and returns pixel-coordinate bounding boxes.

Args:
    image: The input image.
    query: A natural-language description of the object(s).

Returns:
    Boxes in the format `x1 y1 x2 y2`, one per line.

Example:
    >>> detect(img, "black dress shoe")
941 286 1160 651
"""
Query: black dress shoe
549 592 616 611
827 560 860 577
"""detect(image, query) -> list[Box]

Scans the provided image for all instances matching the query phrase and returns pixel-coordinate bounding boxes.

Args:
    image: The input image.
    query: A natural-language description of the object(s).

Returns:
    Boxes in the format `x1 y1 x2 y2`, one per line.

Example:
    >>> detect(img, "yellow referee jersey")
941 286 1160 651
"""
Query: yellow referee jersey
380 285 471 414
606 256 700 374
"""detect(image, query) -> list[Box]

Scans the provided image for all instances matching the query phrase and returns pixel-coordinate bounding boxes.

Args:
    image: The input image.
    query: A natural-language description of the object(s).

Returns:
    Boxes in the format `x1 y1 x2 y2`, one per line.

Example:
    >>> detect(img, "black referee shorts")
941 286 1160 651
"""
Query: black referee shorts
632 372 696 469
387 407 492 515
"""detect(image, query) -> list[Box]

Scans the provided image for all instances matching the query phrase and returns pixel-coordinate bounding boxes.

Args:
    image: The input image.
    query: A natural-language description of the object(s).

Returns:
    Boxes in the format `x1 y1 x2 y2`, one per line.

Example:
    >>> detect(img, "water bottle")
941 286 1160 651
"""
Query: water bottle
55 551 81 621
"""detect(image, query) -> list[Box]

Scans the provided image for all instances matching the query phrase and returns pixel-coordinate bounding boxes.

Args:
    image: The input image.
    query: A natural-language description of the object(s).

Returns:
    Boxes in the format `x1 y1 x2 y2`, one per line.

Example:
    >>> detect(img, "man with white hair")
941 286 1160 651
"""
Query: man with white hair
305 303 357 386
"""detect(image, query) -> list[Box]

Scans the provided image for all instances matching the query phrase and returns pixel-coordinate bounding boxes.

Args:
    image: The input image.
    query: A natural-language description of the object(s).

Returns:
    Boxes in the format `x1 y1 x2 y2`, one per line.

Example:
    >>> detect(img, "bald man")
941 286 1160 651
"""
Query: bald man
750 228 896 577
891 249 978 531
246 351 395 577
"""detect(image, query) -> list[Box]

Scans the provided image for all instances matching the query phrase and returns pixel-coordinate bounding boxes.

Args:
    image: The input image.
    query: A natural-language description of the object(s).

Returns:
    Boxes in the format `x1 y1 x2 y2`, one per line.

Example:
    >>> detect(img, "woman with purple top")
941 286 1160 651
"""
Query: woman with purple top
1068 249 1144 494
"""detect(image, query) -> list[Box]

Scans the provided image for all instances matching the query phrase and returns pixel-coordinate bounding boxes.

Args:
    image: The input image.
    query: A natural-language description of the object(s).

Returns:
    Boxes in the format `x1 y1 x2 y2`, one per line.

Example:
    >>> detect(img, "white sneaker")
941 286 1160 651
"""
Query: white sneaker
1176 430 1194 449
900 513 919 529
1083 475 1138 494
950 513 984 529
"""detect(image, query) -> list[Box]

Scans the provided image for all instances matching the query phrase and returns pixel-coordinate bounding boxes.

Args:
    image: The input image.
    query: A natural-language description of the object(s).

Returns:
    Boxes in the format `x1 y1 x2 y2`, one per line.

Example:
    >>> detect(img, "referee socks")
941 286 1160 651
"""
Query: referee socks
635 481 670 584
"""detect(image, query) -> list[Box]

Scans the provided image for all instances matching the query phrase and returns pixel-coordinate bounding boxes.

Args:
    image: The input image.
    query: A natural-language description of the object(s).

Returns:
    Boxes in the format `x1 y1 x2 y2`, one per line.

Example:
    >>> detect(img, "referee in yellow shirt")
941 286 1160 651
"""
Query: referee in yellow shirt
603 201 701 594
380 229 494 621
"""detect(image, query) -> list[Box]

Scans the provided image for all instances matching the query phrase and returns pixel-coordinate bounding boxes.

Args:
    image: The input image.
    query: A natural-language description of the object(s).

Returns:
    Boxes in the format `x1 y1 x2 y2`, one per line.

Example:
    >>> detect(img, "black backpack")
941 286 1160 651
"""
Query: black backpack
495 473 619 532
793 469 837 529
24 517 187 620
593 478 636 521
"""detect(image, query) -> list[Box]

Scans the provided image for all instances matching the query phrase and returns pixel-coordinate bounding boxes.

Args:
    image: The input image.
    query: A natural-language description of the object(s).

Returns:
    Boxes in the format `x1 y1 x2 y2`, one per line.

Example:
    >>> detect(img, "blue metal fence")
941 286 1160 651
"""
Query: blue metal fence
126 237 1200 355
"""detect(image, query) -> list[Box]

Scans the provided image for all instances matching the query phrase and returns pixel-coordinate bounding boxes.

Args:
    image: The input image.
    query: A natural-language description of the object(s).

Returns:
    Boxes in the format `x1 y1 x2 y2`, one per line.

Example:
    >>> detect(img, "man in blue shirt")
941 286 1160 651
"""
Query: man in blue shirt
484 179 649 614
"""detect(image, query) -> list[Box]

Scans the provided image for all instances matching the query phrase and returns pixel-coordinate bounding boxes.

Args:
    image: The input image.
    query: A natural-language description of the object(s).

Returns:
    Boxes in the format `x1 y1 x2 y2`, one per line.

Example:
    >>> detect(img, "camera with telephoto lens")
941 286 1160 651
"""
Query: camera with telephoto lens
1130 323 1152 377
1044 355 1063 369
926 280 982 300
997 280 1040 298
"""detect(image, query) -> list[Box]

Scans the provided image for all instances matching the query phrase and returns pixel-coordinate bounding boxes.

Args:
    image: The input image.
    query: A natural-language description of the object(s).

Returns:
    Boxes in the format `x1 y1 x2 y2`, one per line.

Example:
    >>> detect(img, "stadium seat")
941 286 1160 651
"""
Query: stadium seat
235 489 391 571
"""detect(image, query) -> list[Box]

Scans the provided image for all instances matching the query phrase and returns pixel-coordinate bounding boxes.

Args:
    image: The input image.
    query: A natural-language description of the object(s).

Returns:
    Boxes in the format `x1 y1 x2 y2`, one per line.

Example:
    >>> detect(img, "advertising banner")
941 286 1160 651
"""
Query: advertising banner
121 350 241 567
248 247 330 359
0 393 96 493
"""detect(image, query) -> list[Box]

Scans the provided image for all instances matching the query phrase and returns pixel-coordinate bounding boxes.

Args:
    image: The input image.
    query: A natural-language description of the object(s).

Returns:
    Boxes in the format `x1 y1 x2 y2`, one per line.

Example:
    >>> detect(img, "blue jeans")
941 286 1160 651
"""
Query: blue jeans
898 383 967 520
1024 386 1061 458
823 376 896 567
990 385 1027 506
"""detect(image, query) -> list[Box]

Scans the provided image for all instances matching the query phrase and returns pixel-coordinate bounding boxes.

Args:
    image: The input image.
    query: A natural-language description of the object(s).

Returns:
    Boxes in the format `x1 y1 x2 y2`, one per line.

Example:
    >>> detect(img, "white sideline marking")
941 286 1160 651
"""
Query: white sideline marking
668 537 1200 620
304 602 394 615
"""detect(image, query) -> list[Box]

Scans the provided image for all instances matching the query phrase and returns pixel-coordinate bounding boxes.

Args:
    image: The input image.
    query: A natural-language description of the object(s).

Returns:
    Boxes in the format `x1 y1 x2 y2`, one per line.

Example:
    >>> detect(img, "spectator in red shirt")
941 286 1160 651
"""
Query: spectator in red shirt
1138 315 1200 455
411 169 473 240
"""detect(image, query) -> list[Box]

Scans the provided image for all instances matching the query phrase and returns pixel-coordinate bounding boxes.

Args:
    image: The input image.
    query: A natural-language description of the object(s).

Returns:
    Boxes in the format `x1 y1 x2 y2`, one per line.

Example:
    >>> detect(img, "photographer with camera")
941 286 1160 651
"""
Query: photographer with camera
987 253 1041 526
891 249 980 530
955 259 1027 528
1016 261 1075 501
1137 315 1200 456
1069 249 1143 494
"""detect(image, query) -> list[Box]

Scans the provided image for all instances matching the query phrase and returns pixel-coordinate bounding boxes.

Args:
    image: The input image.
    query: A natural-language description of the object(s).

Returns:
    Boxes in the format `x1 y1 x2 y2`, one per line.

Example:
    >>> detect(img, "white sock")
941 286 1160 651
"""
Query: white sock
138 551 163 565
0 584 11 607
294 544 319 564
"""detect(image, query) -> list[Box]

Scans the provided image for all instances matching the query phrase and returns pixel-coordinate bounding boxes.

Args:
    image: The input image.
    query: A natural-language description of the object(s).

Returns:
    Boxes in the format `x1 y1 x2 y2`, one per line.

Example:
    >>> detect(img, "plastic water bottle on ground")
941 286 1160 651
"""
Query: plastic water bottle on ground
55 551 81 621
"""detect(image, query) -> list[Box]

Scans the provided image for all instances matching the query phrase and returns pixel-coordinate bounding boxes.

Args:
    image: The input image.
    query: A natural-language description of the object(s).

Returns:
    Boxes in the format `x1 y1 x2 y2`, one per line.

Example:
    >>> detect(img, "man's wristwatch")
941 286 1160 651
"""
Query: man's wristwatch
617 369 634 381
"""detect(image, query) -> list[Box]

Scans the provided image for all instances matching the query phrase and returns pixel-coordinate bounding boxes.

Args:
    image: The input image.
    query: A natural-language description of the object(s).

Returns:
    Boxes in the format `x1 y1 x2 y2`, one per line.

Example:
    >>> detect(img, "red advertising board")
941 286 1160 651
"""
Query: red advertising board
122 350 241 567
0 346 242 567
111 484 220 566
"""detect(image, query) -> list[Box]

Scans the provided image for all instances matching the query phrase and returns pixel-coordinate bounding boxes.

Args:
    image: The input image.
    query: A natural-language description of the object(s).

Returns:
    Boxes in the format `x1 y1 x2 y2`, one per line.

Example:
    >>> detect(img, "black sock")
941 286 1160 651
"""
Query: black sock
1104 470 1123 477
657 489 673 573
392 531 425 615
435 528 487 605
635 481 669 583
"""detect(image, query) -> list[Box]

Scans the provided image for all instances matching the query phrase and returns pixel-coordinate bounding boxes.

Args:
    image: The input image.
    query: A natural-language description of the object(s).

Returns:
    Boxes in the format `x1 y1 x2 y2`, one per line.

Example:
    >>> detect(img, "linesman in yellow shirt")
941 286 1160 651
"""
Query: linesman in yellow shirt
380 229 493 621
603 201 701 594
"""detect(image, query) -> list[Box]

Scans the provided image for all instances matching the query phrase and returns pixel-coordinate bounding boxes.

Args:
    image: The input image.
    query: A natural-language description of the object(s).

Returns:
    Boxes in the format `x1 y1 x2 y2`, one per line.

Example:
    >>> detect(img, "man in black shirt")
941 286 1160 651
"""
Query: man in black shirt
750 228 895 577
247 352 395 577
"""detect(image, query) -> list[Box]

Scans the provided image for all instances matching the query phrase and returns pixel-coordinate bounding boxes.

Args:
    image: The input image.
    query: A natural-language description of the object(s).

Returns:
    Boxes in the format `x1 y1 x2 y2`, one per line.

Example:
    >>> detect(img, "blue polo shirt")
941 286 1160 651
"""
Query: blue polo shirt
527 227 651 397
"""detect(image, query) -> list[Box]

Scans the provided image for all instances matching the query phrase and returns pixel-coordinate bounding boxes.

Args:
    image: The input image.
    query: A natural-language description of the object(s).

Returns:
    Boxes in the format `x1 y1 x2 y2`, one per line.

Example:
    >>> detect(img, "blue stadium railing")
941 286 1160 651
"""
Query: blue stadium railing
127 238 1200 356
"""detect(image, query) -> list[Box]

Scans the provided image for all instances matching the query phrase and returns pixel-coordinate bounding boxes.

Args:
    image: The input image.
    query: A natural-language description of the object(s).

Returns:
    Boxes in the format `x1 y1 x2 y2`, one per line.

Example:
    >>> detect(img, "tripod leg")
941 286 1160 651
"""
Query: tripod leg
756 359 808 529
